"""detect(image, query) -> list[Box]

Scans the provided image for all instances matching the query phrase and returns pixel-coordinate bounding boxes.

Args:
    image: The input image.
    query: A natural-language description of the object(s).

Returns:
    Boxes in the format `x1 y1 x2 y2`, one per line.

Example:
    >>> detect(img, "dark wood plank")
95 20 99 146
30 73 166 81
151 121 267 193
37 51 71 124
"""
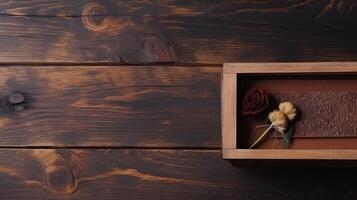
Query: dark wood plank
1 149 357 200
0 66 220 147
0 0 355 63
0 149 237 199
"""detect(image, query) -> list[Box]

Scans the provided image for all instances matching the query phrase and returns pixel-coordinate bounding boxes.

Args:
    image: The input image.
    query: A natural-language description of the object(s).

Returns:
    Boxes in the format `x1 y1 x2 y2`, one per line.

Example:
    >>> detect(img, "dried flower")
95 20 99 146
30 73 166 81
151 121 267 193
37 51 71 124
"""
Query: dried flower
249 100 298 149
268 110 288 133
241 88 269 116
279 101 297 121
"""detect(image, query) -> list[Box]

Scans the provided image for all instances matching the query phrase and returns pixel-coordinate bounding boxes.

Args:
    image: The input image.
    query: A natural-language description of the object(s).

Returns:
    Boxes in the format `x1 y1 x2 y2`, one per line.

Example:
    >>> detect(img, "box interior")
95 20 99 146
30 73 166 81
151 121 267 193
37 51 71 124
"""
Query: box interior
237 73 357 149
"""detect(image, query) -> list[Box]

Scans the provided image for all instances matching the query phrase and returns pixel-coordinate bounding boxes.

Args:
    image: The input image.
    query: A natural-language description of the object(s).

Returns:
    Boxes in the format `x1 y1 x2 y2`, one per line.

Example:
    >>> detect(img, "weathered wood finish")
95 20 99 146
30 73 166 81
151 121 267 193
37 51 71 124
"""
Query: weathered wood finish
2 149 357 200
0 66 221 147
0 1 356 199
0 1 355 63
0 149 238 199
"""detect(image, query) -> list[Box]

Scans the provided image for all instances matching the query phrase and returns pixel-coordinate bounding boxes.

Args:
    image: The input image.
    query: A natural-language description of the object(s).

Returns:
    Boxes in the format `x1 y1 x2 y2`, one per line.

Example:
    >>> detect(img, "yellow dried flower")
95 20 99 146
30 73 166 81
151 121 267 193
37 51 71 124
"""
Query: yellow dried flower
279 101 297 121
249 101 298 149
268 110 288 133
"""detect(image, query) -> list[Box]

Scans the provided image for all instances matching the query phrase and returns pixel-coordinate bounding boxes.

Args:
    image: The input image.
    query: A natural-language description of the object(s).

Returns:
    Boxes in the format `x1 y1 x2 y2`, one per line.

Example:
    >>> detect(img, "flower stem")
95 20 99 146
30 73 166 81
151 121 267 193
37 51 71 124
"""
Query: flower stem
249 124 273 149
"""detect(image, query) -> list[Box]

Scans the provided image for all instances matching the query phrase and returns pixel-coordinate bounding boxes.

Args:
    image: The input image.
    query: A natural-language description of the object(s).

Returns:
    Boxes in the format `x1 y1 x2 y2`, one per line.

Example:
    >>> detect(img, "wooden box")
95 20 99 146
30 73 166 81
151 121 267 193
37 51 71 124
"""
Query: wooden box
222 62 357 165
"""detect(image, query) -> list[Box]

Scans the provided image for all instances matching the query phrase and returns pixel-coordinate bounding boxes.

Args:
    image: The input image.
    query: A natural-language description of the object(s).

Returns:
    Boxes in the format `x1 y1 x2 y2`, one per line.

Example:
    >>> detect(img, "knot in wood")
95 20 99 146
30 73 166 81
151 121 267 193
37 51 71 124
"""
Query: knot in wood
82 3 110 32
47 166 77 194
8 93 24 104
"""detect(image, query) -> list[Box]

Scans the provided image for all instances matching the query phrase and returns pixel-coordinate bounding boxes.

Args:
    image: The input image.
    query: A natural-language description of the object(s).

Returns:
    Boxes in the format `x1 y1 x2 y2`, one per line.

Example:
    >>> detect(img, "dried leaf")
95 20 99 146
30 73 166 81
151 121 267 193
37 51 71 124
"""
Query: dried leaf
283 124 294 148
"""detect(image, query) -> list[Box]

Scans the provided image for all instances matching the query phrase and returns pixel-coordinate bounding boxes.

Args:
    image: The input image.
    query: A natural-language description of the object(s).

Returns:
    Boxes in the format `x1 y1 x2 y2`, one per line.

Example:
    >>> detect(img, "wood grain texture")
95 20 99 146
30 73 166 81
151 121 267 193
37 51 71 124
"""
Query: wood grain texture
3 149 357 200
224 62 357 74
224 149 357 160
2 1 357 199
0 66 221 147
223 62 357 161
0 149 237 200
0 1 356 63
221 73 237 149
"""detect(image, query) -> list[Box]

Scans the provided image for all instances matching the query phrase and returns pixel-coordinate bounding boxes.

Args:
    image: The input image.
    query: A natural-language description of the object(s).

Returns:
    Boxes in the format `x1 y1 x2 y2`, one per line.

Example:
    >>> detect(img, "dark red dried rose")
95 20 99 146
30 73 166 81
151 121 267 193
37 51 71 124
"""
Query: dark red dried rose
241 88 269 116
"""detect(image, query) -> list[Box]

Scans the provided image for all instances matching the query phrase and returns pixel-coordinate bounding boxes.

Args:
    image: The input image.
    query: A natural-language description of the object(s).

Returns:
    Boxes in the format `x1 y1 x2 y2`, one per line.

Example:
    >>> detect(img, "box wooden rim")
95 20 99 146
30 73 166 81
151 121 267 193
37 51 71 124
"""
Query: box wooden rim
222 62 357 160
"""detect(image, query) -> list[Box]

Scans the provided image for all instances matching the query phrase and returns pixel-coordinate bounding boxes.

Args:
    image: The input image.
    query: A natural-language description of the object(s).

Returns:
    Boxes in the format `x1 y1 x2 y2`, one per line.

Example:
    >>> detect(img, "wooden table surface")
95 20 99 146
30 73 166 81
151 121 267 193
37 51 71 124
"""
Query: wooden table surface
1 1 357 199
